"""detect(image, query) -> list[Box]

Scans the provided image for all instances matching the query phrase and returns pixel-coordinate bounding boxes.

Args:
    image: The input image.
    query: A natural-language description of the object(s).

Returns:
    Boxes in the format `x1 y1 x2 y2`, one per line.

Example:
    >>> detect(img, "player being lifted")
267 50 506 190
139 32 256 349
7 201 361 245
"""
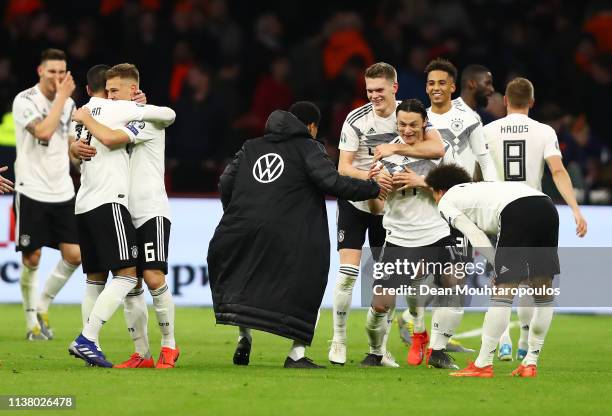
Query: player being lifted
484 77 587 360
426 164 561 378
73 63 178 369
375 59 497 358
12 48 81 340
361 99 462 369
68 64 175 367
329 62 445 367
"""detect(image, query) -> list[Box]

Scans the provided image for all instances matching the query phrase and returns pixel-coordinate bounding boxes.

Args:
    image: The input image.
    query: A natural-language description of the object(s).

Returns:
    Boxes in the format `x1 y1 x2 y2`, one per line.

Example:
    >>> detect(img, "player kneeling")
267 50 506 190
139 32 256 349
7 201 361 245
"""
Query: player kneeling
426 164 560 378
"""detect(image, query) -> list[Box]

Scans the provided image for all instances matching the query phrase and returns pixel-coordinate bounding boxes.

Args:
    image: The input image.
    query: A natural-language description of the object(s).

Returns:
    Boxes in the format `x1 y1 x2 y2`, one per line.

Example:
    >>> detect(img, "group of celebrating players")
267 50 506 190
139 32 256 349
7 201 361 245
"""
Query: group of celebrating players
4 48 588 377
9 49 178 368
327 60 587 377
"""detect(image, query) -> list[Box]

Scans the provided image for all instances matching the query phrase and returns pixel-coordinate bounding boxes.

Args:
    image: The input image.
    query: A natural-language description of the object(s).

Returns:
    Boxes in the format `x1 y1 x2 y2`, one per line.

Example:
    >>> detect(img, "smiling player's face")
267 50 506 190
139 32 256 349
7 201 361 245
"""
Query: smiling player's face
106 77 136 101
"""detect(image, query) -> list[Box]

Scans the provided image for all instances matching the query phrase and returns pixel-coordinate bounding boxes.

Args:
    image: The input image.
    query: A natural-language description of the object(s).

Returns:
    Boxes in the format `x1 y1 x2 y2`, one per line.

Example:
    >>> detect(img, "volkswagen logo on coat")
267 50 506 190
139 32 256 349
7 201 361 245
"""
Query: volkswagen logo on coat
252 153 284 183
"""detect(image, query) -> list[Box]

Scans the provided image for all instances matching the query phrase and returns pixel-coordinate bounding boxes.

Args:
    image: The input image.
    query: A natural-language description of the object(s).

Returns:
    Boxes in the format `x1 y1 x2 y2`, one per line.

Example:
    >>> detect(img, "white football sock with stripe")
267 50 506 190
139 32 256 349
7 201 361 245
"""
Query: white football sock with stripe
499 323 512 347
82 279 106 328
288 341 306 361
37 259 78 314
430 306 463 350
517 291 535 351
475 300 512 368
381 305 395 354
20 262 39 331
332 264 359 343
82 275 137 343
365 307 387 355
151 284 176 349
123 287 151 358
523 299 554 366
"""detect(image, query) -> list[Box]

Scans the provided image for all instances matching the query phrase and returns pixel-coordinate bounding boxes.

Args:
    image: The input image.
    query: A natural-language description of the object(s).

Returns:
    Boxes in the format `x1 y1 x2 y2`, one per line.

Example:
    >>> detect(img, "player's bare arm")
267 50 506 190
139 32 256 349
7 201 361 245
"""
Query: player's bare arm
338 150 370 180
546 155 588 237
29 72 75 141
373 128 445 161
0 166 14 194
72 107 130 147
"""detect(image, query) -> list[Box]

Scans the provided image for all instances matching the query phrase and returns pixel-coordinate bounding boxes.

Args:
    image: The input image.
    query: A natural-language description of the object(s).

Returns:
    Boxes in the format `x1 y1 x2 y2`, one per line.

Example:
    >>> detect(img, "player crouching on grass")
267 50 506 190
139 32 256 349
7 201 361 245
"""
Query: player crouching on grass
426 164 560 378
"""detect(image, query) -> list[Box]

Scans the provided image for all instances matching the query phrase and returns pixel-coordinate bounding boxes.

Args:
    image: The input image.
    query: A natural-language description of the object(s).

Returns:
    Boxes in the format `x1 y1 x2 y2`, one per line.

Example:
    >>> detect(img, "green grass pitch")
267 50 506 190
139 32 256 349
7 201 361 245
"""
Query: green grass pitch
1 304 611 416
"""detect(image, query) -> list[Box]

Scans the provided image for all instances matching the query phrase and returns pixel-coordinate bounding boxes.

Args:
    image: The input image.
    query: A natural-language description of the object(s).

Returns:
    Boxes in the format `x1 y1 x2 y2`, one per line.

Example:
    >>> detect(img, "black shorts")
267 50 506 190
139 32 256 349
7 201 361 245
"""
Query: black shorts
77 203 138 274
495 196 560 283
375 236 457 289
136 216 171 276
13 192 79 252
336 199 385 255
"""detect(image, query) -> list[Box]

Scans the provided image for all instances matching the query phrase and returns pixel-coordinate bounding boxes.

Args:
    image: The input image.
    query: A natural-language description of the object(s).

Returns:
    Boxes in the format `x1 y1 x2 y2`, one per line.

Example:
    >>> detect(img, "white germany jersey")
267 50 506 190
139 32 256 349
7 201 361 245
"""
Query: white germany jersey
12 85 76 202
120 121 171 229
427 104 487 178
76 97 153 214
438 181 545 235
483 113 561 191
339 101 433 213
382 138 455 247
452 97 482 123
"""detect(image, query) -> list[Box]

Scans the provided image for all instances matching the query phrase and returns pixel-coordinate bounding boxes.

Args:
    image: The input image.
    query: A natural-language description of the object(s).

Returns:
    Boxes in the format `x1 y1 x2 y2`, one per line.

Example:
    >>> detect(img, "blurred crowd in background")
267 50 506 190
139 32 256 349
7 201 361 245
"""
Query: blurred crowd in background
0 0 611 202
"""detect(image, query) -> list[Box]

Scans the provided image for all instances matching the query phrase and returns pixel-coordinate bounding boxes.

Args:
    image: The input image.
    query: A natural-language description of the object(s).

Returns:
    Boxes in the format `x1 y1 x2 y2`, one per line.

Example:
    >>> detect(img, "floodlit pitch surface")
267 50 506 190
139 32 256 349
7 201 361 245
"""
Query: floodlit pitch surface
1 305 610 416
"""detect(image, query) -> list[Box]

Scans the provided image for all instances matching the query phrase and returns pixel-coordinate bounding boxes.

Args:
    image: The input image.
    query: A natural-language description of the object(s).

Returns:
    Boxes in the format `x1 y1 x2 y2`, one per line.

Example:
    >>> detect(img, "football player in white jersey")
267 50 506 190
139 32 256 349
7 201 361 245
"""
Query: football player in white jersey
484 77 587 361
362 99 463 369
67 64 175 367
330 62 445 367
452 64 495 125
0 166 14 193
427 164 561 378
71 63 178 369
12 48 82 341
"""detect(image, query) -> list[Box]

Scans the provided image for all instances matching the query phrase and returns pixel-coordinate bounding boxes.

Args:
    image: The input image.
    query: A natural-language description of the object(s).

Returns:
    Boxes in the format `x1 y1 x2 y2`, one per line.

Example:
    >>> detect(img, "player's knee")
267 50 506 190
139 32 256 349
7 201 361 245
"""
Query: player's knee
22 250 41 268
371 304 389 314
143 270 166 290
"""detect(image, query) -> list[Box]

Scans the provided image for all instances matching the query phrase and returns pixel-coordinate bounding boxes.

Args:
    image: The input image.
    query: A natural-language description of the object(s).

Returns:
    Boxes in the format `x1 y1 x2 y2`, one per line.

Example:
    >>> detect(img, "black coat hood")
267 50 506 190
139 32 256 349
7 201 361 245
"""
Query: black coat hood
264 110 310 142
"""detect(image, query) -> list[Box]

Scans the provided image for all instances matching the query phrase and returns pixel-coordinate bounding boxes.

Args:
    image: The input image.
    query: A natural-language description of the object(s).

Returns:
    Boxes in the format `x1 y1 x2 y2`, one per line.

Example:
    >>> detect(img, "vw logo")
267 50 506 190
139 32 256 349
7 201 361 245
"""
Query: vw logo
252 153 284 183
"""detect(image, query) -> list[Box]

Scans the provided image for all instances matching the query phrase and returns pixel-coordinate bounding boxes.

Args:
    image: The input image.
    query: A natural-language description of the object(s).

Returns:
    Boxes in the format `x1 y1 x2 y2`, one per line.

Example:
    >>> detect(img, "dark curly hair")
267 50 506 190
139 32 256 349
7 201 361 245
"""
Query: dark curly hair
425 164 472 191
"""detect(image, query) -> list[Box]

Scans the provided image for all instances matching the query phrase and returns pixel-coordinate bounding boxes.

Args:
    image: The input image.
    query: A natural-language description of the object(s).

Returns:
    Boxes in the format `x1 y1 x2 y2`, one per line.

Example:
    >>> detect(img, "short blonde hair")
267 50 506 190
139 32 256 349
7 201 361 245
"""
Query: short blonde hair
505 77 534 108
365 62 397 83
105 63 139 83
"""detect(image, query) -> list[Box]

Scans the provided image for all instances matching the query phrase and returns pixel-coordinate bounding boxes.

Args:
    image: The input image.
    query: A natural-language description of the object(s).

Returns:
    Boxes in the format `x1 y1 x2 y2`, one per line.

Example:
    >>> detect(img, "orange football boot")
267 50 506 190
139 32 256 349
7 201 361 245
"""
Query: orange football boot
512 364 537 377
450 361 494 378
156 346 180 369
407 330 429 366
114 353 154 368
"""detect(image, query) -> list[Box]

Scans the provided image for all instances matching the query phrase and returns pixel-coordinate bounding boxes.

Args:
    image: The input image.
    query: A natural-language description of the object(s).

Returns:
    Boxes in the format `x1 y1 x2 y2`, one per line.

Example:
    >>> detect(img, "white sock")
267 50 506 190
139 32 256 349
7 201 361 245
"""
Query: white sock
37 259 78 314
517 298 534 351
475 300 512 368
20 262 39 330
365 307 387 355
523 299 554 366
381 306 395 354
150 284 176 349
430 306 464 350
288 341 306 361
123 288 150 357
499 322 512 347
407 292 426 333
332 264 359 343
238 326 252 343
82 275 137 343
82 279 106 328
409 306 425 333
